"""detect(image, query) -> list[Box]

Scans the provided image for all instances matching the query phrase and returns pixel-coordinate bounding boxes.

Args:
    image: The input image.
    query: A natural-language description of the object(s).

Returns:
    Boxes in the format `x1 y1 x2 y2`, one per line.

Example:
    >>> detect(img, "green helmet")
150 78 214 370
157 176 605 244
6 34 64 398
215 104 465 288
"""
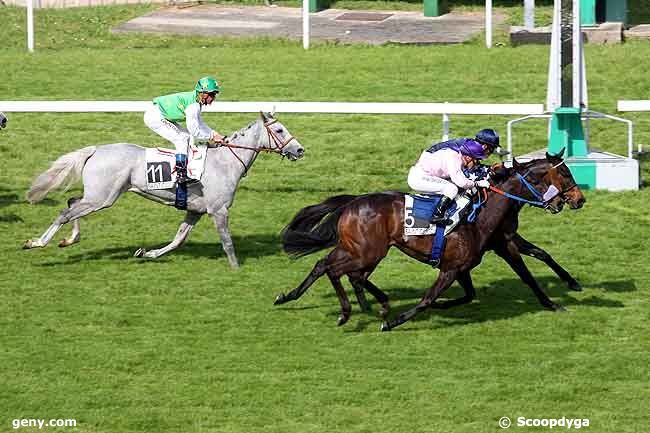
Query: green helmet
195 76 220 94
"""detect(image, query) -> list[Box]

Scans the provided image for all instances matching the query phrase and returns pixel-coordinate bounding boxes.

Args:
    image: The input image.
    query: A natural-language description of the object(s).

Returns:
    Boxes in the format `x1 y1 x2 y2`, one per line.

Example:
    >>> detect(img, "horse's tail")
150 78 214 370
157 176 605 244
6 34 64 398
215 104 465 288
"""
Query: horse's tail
281 194 359 258
26 146 97 204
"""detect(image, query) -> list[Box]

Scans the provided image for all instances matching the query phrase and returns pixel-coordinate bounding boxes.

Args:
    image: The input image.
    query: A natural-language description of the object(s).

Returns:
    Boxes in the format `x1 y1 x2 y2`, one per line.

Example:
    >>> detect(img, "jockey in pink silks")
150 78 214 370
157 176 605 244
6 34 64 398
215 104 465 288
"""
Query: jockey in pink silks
407 129 500 224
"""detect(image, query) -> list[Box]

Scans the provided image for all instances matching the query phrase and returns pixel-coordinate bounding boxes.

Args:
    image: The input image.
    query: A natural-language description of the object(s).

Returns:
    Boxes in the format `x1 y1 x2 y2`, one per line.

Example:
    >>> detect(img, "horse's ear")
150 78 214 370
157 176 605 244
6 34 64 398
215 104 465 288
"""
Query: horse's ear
546 147 565 160
259 111 268 121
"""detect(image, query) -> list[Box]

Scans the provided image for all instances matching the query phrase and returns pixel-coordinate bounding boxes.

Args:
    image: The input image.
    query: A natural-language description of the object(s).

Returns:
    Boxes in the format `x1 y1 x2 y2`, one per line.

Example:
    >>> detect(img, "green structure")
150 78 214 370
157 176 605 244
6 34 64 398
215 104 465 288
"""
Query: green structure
424 0 448 17
540 0 639 191
580 0 596 25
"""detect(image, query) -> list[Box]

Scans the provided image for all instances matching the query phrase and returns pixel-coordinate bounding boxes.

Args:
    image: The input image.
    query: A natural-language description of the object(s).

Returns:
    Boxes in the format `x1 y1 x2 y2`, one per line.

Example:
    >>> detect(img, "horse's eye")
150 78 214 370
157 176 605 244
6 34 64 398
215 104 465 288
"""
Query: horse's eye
275 128 284 134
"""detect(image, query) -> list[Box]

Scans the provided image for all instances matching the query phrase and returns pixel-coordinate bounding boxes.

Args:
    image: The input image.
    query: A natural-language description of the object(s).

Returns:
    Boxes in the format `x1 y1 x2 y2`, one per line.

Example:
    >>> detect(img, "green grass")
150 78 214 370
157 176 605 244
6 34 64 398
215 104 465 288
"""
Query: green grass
1 3 650 433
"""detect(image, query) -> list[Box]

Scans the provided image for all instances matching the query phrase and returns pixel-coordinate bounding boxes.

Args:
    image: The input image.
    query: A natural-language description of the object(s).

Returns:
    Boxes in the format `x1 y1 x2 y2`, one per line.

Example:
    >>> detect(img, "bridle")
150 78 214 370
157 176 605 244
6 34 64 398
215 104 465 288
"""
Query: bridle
549 160 579 199
487 161 571 209
216 119 298 175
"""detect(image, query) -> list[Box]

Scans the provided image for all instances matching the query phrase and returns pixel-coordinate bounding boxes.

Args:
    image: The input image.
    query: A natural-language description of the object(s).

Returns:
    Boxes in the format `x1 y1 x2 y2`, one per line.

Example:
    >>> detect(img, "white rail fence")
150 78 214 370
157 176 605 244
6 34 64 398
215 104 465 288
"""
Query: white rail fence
618 100 650 155
618 100 650 112
0 101 545 142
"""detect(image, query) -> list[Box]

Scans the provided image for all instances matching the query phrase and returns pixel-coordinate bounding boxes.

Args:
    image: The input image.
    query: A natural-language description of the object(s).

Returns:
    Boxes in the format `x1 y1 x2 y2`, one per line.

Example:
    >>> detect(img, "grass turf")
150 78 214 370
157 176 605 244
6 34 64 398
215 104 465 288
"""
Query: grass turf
1 3 650 433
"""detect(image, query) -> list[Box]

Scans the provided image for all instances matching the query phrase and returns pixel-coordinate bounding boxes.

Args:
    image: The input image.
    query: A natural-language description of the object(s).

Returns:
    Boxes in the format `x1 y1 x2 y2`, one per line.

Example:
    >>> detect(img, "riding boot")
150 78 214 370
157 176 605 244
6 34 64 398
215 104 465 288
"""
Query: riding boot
175 154 188 210
430 196 452 225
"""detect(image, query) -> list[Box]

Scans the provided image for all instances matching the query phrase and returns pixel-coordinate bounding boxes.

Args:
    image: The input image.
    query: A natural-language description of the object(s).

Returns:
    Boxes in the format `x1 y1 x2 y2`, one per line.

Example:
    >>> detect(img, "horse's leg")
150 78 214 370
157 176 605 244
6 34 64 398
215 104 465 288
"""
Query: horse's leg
24 165 129 249
209 206 239 268
381 269 458 331
134 212 202 259
512 233 582 291
23 198 114 249
348 268 391 318
493 241 566 312
432 270 476 309
348 273 372 313
327 271 353 326
58 197 82 248
274 257 328 305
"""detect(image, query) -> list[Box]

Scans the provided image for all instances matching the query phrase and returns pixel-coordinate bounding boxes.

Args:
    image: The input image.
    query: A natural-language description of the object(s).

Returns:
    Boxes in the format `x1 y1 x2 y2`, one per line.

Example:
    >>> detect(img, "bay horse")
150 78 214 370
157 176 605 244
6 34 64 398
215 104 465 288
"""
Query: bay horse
275 151 585 330
23 112 304 267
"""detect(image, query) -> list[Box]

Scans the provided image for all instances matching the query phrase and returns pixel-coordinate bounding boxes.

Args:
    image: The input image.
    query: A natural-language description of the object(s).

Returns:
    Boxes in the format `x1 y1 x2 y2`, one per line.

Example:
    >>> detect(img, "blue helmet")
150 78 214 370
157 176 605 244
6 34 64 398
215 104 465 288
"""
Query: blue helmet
460 139 488 160
475 128 499 151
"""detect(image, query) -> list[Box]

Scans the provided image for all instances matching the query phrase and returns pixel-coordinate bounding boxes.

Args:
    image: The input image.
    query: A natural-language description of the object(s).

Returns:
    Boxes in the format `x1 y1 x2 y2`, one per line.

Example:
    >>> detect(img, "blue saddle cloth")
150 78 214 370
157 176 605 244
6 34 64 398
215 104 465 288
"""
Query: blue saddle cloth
411 194 458 265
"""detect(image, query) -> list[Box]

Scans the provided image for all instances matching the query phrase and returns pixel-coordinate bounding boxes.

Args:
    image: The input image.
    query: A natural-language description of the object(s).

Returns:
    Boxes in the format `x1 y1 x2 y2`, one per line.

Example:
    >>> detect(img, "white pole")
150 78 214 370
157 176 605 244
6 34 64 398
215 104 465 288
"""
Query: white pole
485 0 492 49
302 0 310 50
524 0 535 30
442 113 450 141
27 0 34 52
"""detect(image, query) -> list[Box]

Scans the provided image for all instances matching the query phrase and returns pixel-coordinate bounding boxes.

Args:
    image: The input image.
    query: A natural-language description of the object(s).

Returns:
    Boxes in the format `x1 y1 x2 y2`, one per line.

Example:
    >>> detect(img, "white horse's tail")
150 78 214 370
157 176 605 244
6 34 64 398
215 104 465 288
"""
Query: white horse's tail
27 146 97 204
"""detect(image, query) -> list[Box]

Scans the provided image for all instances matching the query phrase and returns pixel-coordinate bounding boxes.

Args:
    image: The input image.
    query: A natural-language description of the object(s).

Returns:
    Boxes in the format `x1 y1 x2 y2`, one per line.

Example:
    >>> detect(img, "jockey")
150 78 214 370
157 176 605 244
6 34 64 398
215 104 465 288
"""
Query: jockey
144 76 225 208
407 129 499 224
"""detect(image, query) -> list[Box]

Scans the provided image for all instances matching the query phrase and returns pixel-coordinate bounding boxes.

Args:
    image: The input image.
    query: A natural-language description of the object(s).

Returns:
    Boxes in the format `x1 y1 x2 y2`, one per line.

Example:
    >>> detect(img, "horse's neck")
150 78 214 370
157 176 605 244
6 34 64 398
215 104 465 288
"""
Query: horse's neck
475 175 527 241
214 122 265 177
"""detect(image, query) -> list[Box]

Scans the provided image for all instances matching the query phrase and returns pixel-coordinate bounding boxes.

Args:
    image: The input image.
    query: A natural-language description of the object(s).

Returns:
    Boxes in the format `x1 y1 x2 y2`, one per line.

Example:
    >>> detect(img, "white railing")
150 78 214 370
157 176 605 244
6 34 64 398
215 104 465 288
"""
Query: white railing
0 101 545 141
507 110 636 159
618 100 650 112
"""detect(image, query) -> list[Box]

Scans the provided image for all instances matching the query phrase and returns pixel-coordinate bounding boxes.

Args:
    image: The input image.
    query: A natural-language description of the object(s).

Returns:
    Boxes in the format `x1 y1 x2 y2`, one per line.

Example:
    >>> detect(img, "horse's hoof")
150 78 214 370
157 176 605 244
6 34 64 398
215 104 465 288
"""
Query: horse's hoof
133 248 146 258
23 240 32 249
274 293 286 305
548 303 567 312
58 239 74 248
380 303 390 318
568 281 582 292
337 314 350 326
380 322 391 332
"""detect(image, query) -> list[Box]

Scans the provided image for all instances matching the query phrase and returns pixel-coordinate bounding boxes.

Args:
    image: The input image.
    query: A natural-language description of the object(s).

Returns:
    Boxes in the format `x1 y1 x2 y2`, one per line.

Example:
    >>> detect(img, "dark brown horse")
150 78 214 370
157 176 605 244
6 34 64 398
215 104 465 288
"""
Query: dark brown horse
275 151 586 331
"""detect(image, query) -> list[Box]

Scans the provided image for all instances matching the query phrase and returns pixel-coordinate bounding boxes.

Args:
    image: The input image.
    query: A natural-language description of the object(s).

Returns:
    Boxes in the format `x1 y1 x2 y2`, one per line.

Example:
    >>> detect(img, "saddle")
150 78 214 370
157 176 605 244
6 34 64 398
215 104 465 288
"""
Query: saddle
404 192 477 267
144 142 208 190
404 193 472 237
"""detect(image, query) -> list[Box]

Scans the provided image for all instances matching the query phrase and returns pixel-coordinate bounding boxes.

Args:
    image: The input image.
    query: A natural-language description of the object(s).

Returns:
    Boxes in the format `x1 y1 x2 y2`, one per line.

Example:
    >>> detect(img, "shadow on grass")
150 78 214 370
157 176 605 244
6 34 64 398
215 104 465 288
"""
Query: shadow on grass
306 276 632 333
33 234 283 266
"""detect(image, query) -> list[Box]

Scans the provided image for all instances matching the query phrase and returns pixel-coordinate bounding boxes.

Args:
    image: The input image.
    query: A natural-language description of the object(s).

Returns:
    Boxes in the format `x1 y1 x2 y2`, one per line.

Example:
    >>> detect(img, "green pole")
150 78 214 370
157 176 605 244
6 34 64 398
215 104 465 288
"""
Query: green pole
580 0 596 26
309 0 330 13
424 0 448 17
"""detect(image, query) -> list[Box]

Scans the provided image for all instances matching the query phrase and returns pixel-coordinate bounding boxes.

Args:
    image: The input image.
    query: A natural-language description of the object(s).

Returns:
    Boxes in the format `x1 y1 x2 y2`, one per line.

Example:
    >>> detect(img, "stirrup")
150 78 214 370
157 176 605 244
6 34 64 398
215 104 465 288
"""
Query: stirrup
430 217 451 226
428 258 440 267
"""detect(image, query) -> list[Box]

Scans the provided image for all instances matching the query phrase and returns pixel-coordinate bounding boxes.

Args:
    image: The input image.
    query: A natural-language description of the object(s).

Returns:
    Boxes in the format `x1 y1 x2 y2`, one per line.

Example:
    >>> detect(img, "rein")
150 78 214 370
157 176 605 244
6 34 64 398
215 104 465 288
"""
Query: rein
487 163 566 209
217 119 298 175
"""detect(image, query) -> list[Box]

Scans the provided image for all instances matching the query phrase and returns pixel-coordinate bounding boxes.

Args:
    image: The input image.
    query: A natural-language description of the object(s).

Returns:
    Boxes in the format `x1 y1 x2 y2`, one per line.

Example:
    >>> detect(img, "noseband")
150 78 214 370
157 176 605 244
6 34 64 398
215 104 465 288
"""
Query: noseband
550 160 579 200
217 119 298 175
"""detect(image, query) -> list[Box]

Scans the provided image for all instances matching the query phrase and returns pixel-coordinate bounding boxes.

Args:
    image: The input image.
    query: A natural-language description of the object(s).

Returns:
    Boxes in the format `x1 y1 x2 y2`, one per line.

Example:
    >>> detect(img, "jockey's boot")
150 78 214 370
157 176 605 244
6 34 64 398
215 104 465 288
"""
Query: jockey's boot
430 196 452 226
175 154 188 210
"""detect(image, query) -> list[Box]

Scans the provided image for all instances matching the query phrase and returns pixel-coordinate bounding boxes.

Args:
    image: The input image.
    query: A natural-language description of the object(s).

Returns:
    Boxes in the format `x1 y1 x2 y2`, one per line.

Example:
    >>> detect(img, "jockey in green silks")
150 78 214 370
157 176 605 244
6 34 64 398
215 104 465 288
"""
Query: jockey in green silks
144 76 225 209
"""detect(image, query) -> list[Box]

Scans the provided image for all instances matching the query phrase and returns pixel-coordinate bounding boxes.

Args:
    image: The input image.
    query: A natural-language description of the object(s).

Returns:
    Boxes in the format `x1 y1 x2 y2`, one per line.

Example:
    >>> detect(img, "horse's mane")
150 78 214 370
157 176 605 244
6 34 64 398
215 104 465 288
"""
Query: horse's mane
225 119 260 143
491 158 546 185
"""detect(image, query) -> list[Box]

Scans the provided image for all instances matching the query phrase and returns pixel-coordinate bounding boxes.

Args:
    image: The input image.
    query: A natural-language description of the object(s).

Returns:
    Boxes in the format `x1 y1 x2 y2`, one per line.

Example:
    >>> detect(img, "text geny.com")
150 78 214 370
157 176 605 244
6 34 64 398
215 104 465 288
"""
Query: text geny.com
12 419 77 429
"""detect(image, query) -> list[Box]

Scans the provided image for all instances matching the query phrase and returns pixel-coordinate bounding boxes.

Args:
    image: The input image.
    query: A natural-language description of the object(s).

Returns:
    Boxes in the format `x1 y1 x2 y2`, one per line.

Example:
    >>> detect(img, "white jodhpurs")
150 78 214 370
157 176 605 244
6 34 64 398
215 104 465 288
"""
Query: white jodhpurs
144 104 190 156
407 165 459 199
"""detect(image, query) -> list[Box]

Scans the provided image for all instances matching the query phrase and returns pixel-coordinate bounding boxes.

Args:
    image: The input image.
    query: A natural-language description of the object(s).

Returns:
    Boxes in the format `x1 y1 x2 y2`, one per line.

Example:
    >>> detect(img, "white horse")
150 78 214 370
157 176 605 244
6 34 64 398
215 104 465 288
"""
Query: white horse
23 112 304 267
